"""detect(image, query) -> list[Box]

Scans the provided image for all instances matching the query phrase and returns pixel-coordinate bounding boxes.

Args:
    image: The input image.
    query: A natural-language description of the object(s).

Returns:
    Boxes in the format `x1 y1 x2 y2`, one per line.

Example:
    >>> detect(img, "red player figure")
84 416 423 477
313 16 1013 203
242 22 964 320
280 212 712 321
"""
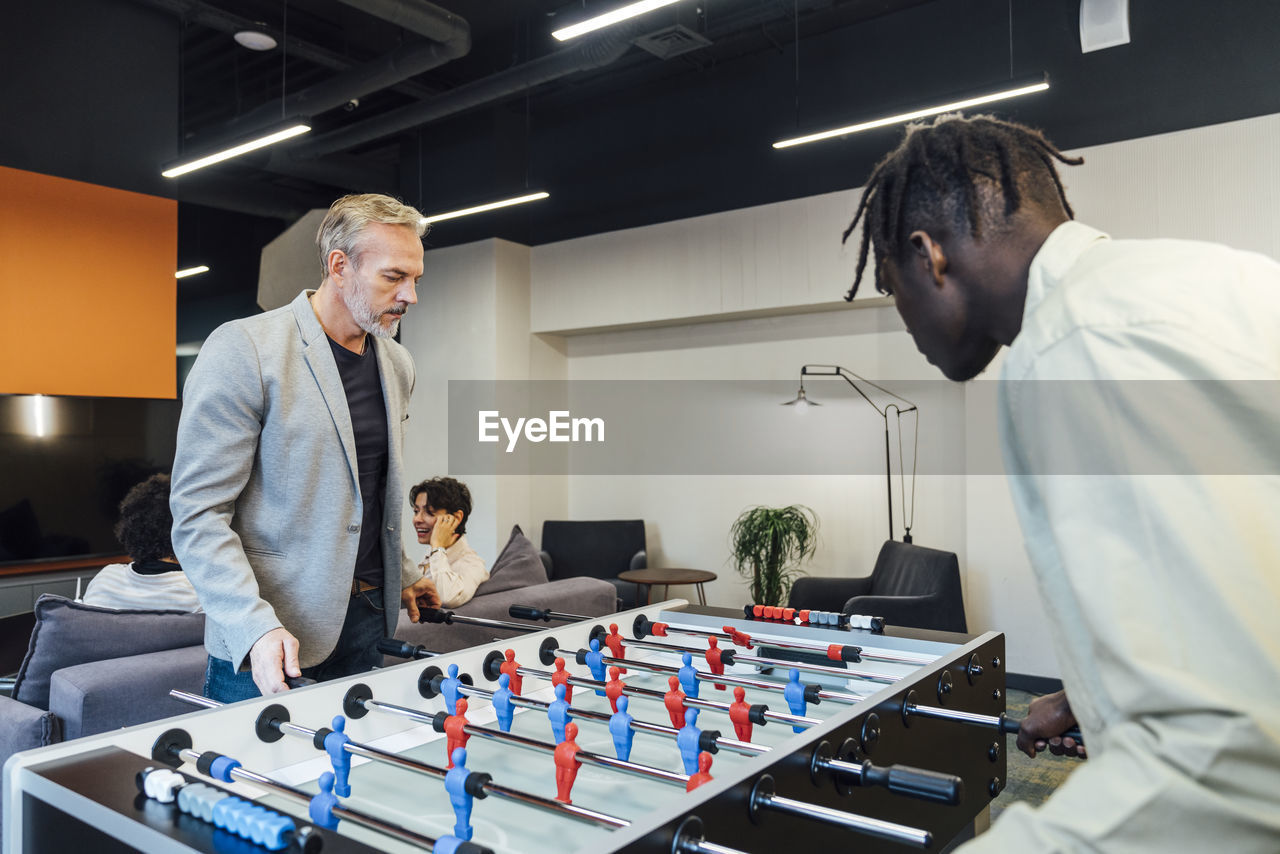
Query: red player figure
686 751 714 791
445 697 471 768
500 649 523 695
604 623 626 672
705 637 726 690
728 686 753 742
551 657 574 703
722 626 754 649
664 675 686 728
605 666 626 713
553 721 582 803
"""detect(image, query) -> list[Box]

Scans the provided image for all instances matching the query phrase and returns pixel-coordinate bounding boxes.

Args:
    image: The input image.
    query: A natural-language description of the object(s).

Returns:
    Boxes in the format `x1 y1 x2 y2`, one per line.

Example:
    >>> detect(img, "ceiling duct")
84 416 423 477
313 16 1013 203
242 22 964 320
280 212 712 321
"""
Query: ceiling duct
294 21 646 160
213 4 470 141
337 0 469 49
130 0 441 101
293 0 836 159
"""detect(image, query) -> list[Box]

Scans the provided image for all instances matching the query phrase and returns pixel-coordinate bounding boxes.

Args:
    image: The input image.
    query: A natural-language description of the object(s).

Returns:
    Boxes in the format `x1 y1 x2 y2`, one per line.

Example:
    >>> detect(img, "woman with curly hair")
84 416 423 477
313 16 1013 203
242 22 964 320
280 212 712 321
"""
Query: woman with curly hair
82 474 201 612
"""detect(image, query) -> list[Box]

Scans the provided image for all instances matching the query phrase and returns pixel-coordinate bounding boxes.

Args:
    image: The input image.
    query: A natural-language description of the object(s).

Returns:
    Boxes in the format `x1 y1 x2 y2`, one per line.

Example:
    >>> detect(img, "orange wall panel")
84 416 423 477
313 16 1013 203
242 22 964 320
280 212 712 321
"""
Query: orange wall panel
0 165 176 398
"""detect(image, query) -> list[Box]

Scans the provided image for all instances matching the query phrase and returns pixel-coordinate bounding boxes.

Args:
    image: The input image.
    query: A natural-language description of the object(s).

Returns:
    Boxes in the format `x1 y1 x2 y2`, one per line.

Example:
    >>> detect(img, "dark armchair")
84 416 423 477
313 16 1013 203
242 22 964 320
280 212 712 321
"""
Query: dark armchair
539 520 647 610
788 540 967 633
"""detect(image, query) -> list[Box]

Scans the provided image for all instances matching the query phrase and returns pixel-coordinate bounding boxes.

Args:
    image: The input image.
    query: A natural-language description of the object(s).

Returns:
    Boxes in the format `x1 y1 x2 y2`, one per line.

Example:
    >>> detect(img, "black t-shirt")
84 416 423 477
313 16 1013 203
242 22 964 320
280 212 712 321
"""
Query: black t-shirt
327 335 389 587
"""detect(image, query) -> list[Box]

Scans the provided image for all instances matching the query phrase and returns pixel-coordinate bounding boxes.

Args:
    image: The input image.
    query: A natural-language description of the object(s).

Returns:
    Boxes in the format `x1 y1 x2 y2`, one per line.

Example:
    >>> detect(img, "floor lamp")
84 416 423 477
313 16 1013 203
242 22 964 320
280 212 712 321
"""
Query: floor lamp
783 364 919 543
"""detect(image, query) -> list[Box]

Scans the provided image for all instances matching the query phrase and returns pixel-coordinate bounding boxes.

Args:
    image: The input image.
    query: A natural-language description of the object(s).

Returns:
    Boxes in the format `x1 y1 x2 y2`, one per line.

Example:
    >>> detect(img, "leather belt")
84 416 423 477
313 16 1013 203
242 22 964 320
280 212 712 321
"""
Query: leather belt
351 579 382 596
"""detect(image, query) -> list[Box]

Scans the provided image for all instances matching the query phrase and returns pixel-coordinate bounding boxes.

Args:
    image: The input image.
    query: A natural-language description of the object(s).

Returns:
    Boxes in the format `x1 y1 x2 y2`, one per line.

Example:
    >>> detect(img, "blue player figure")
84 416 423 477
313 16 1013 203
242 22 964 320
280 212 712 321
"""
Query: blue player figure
309 771 340 830
548 682 572 743
585 638 607 696
783 669 806 731
443 747 475 841
492 673 515 732
676 708 703 774
442 663 463 715
678 652 700 699
608 695 635 761
323 715 353 797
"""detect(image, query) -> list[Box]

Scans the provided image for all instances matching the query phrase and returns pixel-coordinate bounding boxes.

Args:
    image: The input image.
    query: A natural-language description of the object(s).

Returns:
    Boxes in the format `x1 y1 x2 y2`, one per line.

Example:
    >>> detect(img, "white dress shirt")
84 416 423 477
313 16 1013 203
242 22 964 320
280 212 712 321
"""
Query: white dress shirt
964 222 1280 852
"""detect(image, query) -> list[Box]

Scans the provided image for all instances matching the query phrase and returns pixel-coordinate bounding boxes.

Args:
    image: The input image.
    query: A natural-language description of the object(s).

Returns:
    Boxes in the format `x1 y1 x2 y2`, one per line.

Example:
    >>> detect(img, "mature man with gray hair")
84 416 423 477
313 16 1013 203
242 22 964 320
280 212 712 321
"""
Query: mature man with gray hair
172 193 440 702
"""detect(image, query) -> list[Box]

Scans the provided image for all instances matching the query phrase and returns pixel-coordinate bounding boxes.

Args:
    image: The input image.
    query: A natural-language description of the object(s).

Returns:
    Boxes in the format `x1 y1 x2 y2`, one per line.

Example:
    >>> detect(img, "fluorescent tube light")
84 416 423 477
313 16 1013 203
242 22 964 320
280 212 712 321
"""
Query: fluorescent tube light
175 265 210 279
420 192 550 224
162 124 311 178
773 75 1050 150
552 0 680 41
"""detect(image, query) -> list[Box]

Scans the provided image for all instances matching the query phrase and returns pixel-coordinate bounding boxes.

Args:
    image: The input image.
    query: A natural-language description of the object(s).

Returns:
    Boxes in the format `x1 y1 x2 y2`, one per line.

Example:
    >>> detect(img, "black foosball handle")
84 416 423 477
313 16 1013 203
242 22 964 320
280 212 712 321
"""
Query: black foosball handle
509 605 554 621
862 762 964 806
377 638 438 660
283 676 316 690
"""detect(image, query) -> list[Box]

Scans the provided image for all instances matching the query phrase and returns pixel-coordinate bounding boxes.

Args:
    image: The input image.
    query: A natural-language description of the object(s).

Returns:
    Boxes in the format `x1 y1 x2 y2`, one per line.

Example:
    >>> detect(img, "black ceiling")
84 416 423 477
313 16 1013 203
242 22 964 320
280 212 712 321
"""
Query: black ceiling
6 0 1280 327
154 0 1280 243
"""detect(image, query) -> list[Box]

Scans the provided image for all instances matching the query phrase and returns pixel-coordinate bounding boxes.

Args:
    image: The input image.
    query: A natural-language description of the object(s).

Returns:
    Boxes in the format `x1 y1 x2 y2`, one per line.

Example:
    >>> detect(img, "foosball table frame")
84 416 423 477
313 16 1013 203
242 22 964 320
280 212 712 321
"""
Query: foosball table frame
3 602 1007 854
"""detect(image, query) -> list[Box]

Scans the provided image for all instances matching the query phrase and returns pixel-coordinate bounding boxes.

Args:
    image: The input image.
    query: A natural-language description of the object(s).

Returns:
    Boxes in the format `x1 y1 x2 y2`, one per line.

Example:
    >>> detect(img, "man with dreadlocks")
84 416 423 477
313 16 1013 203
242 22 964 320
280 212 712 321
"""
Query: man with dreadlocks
844 114 1280 851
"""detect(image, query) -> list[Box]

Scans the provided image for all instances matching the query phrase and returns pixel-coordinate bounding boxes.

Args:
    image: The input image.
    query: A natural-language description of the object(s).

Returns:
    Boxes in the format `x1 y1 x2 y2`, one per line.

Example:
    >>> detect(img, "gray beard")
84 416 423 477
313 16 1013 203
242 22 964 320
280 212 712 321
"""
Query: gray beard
344 279 402 339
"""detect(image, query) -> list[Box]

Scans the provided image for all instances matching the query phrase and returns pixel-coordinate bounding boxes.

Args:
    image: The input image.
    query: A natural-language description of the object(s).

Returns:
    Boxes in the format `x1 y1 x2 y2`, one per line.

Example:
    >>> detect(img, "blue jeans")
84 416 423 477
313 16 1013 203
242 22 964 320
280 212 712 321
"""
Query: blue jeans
203 587 386 703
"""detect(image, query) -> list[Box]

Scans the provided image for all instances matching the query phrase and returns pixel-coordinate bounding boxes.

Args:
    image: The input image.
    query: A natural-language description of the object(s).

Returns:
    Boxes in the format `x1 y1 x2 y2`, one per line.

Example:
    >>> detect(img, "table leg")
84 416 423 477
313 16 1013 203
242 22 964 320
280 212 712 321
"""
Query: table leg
696 583 707 606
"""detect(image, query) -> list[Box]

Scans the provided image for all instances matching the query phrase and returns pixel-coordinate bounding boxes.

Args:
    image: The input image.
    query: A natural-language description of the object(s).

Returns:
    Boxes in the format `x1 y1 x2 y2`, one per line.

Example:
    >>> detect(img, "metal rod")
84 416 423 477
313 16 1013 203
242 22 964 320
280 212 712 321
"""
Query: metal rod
174 748 441 850
357 695 690 787
421 609 538 633
622 637 900 685
168 690 628 828
697 843 748 854
544 668 821 728
763 792 931 848
906 702 1084 743
646 623 932 666
171 690 219 709
578 650 868 704
461 684 766 757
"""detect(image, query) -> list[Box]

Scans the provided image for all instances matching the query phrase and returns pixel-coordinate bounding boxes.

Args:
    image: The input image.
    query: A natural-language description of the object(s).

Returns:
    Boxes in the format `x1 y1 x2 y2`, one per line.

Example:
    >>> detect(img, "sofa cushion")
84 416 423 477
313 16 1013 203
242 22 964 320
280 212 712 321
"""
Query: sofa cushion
0 695 60 759
12 594 205 710
471 525 548 597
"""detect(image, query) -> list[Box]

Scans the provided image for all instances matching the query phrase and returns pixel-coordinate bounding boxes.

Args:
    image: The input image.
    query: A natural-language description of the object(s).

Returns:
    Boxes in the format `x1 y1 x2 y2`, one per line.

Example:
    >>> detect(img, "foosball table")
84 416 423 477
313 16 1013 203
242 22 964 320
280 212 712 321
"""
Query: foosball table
3 601 1012 854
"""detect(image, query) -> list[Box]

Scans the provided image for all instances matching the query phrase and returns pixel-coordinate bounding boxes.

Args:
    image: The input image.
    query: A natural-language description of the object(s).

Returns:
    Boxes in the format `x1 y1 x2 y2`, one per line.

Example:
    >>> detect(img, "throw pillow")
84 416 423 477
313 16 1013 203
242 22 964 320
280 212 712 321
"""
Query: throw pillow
471 525 548 597
12 594 205 710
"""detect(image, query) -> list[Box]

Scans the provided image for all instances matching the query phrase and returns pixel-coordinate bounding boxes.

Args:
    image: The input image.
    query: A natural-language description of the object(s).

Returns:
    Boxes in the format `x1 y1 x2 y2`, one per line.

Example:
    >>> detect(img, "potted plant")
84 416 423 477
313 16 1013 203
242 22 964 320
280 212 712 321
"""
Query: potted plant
728 505 818 606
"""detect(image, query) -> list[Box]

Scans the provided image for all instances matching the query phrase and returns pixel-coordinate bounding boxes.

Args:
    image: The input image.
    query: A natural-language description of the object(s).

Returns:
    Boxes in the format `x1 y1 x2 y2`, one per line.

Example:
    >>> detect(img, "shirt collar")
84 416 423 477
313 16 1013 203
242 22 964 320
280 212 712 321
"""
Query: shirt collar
1023 220 1110 323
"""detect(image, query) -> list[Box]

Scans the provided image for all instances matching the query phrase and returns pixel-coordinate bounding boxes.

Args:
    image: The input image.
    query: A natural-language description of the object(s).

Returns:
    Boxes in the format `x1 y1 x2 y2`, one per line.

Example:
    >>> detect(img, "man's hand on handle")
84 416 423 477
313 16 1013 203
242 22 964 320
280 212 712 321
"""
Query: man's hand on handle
249 627 301 695
1017 689 1087 759
402 574 441 623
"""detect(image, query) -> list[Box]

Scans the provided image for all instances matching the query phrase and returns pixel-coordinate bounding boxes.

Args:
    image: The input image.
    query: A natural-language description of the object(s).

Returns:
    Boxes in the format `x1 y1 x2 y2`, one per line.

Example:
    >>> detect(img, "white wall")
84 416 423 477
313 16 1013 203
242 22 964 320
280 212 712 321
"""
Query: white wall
400 238 568 567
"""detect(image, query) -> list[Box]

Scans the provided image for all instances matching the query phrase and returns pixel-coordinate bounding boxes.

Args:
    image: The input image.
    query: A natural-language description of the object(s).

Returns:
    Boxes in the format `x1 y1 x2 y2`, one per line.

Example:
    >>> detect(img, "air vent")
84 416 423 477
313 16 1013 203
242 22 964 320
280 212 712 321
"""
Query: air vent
633 24 712 60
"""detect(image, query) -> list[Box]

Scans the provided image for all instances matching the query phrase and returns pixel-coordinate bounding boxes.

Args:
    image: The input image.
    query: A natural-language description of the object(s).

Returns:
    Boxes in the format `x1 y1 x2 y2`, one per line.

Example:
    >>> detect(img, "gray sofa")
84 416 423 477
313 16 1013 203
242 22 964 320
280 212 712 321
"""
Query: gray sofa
389 524 618 658
1 595 206 817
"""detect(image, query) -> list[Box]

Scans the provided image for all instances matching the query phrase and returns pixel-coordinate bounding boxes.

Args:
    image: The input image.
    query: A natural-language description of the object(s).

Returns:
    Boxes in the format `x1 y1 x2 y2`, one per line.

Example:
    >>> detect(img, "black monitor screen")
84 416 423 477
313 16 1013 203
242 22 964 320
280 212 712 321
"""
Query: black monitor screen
0 395 181 566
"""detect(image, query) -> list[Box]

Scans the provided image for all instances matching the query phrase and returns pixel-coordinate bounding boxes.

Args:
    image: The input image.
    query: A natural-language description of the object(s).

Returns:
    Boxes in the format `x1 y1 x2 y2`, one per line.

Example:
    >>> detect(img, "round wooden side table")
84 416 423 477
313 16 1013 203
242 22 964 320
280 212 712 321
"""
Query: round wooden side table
617 567 717 606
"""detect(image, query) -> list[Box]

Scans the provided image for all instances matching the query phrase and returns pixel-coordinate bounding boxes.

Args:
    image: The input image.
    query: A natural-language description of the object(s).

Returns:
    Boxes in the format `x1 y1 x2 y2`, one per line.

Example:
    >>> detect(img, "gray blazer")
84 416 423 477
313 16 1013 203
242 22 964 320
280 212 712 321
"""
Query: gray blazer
171 290 418 671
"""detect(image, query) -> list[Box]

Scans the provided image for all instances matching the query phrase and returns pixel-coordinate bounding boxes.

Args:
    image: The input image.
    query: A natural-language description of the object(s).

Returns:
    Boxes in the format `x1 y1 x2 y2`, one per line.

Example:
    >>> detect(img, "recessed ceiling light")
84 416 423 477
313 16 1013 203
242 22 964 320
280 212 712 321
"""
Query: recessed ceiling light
234 30 278 51
175 265 210 278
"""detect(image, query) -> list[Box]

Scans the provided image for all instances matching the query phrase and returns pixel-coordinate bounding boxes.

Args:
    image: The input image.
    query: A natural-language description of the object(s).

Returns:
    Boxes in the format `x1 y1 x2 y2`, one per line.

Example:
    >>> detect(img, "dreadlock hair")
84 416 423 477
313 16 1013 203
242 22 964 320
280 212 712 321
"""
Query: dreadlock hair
842 113 1084 301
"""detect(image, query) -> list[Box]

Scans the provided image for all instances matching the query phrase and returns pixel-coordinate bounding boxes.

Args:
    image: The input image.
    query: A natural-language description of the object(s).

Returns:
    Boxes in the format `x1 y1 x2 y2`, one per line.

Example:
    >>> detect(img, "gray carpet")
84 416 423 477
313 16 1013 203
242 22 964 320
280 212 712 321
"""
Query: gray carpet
992 689 1084 821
